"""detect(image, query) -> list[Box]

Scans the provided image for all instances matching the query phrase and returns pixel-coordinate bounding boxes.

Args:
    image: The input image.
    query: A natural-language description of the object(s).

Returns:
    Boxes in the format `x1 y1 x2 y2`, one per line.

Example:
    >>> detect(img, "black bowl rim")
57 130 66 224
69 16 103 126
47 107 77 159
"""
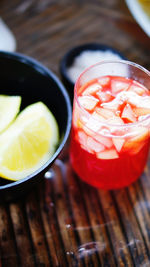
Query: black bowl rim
60 42 127 87
0 51 72 190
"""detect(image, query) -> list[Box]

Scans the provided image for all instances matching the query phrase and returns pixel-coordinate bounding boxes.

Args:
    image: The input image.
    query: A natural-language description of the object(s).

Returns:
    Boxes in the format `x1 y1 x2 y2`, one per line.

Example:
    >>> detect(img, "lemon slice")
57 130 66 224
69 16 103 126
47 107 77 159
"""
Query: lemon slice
0 102 59 181
0 95 21 133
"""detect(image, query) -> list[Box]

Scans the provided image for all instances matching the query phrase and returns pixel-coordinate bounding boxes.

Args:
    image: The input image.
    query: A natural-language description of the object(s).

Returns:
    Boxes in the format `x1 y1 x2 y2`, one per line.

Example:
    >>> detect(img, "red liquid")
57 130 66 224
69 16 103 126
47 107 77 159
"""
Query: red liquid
70 76 150 189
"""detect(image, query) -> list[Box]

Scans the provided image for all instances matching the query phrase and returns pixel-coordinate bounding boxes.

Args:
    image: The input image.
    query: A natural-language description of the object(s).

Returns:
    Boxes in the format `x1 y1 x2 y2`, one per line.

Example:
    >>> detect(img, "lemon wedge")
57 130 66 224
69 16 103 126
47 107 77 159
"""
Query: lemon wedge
0 102 59 181
0 95 21 133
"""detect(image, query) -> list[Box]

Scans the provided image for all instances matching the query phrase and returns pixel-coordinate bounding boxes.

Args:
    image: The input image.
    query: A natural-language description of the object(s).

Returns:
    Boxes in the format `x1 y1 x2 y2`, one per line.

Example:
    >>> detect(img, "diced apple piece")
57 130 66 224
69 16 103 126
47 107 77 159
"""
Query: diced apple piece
82 83 101 96
98 76 110 86
123 92 150 109
138 114 150 122
77 131 87 147
122 127 149 154
97 148 119 159
77 131 92 153
85 115 102 133
92 111 107 123
78 78 98 95
87 136 105 153
133 107 150 117
82 125 93 137
112 137 125 152
106 116 125 136
73 106 88 128
107 116 124 125
129 126 148 141
121 103 137 123
94 134 113 148
96 91 113 103
101 97 121 111
128 84 146 96
111 79 130 94
83 113 106 136
77 115 88 127
78 95 99 111
76 115 88 129
95 107 115 119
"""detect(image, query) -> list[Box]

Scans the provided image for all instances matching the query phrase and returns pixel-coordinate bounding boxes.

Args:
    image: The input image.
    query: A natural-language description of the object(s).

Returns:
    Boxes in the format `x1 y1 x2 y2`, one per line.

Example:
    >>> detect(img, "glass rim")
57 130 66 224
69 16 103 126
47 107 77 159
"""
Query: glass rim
74 59 150 128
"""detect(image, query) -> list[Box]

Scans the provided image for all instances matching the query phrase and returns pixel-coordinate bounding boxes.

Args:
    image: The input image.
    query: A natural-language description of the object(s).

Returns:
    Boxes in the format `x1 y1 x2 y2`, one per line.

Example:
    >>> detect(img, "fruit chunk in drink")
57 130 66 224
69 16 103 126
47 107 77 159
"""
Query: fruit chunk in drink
70 75 150 189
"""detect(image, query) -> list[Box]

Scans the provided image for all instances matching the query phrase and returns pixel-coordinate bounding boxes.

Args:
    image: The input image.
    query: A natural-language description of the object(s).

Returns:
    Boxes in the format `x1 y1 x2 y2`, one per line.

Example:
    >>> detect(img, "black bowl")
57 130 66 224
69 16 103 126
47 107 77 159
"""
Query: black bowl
0 51 72 202
60 43 126 103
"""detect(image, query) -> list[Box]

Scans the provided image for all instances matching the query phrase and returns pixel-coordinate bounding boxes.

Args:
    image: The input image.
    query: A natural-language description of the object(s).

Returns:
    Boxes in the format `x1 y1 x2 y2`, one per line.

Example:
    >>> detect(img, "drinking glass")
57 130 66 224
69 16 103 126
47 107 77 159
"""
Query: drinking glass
70 60 150 189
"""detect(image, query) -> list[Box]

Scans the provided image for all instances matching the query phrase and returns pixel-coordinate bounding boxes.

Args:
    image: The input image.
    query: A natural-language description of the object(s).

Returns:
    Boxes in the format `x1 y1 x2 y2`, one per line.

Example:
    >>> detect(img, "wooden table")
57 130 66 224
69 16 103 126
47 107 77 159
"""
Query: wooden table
0 0 150 266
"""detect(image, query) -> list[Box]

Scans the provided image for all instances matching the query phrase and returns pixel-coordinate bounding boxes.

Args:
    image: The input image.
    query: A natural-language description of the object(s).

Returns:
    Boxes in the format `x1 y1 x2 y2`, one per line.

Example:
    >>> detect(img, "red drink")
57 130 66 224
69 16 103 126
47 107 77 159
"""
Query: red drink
70 61 150 189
